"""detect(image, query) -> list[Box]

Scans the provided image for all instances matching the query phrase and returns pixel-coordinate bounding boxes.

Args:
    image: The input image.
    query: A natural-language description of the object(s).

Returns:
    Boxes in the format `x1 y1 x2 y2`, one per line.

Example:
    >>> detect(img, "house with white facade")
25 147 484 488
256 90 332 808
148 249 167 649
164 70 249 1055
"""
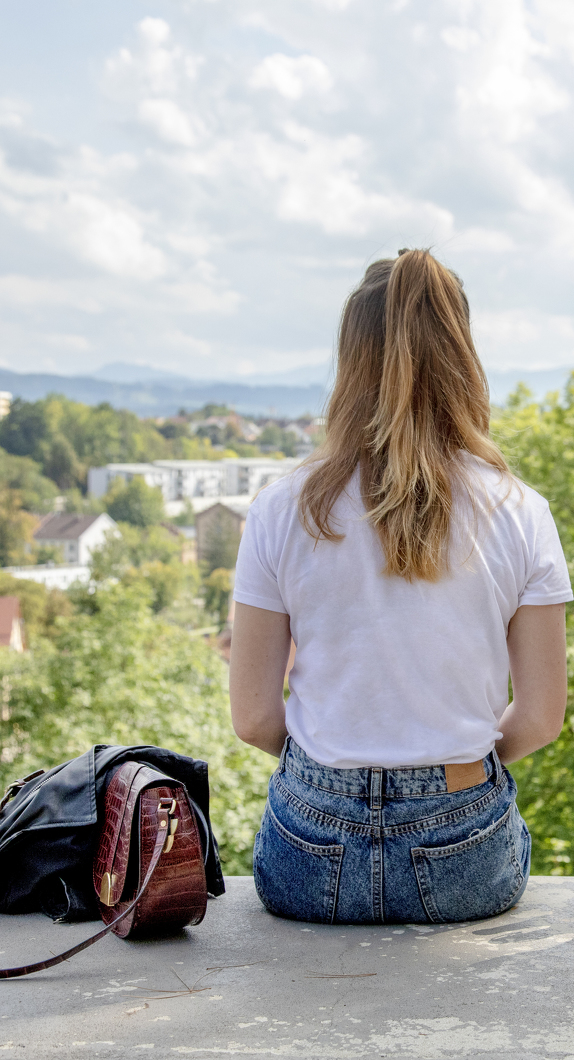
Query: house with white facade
33 512 118 565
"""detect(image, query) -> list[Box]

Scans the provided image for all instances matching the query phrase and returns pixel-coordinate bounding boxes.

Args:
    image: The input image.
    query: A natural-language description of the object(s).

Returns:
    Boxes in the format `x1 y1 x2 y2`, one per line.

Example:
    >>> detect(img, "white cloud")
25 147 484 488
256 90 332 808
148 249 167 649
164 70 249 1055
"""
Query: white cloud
139 17 171 47
451 227 515 253
1 1 574 379
254 122 453 237
0 275 101 312
45 333 92 351
164 331 212 356
310 0 357 8
161 280 240 315
0 99 26 129
449 1 569 144
138 98 200 147
535 0 574 62
0 147 167 280
474 310 574 370
63 194 166 279
103 18 201 102
441 26 480 52
249 54 333 100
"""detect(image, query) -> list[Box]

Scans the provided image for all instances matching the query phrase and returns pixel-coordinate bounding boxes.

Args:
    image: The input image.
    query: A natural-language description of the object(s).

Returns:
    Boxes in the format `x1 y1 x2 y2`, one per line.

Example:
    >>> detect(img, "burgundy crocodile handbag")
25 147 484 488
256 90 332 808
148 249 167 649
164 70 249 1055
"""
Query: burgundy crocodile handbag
0 762 208 978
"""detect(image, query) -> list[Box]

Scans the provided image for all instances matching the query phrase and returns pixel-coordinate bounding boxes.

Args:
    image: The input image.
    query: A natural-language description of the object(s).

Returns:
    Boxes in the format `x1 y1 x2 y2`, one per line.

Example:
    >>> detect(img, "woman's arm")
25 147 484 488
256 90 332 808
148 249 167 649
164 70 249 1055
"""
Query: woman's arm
229 602 292 757
497 602 568 764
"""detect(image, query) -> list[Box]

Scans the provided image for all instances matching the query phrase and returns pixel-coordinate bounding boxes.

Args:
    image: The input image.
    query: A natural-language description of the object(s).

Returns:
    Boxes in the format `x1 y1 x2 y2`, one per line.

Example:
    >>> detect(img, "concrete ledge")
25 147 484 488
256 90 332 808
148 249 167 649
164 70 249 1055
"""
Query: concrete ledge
1 876 574 1059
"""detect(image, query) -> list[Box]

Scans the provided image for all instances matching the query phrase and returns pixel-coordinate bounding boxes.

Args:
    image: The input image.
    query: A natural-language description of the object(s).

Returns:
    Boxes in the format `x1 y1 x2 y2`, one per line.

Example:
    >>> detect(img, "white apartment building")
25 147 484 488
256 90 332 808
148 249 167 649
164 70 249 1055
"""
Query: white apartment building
87 458 301 503
87 463 171 499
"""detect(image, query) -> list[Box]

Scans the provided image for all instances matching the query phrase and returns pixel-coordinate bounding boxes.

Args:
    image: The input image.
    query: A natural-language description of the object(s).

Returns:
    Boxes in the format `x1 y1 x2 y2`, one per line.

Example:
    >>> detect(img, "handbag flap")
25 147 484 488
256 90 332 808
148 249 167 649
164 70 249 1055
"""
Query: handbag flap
93 763 178 908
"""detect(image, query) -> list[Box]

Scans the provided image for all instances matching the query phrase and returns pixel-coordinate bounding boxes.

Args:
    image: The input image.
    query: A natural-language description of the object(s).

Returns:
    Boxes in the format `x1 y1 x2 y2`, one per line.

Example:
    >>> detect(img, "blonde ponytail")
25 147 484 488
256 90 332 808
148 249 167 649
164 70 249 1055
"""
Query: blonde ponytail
298 249 510 581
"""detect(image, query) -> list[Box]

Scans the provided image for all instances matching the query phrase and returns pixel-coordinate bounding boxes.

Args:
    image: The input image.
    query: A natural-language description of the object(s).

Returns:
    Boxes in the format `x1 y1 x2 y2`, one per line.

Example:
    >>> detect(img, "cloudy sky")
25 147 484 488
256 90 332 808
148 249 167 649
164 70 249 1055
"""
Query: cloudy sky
0 0 573 383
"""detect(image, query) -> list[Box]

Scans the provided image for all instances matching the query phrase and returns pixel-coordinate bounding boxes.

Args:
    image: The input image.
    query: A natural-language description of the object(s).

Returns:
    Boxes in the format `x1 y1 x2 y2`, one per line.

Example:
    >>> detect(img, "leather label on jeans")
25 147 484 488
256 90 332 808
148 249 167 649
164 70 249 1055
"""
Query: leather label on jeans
444 761 487 793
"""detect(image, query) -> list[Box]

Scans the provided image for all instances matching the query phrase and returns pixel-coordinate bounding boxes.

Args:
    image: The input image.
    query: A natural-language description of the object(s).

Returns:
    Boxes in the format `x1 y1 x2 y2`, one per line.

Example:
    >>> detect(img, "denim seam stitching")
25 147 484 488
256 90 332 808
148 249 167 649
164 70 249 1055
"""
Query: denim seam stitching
275 772 509 839
411 803 514 858
284 765 368 798
266 799 345 858
284 756 494 800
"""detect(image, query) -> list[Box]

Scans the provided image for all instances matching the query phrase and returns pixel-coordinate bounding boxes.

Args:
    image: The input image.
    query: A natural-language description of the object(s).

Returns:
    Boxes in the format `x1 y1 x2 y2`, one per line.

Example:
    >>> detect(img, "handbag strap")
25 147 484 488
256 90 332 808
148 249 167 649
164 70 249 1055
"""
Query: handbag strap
0 795 172 980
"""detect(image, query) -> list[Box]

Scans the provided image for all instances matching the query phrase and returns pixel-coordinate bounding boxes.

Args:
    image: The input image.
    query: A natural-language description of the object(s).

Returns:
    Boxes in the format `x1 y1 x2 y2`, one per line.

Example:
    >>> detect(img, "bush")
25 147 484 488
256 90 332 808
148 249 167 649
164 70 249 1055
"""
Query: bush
493 375 574 874
104 476 165 527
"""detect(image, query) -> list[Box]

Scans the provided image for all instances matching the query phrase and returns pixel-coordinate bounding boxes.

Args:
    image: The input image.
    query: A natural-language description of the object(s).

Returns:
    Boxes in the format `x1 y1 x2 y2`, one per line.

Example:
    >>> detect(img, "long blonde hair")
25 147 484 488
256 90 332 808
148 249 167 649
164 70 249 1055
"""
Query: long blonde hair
298 249 510 582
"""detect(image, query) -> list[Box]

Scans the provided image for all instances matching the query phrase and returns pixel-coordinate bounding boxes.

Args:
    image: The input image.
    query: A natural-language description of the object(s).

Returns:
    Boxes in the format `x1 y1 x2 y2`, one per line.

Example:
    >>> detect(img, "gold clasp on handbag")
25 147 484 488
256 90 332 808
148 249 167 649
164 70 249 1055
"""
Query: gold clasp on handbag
159 797 178 854
100 871 118 906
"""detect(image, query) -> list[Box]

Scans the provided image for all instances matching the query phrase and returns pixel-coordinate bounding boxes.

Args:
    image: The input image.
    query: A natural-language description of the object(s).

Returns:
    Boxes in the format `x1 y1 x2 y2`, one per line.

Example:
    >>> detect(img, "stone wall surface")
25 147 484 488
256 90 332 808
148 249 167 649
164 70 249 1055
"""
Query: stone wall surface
1 876 574 1059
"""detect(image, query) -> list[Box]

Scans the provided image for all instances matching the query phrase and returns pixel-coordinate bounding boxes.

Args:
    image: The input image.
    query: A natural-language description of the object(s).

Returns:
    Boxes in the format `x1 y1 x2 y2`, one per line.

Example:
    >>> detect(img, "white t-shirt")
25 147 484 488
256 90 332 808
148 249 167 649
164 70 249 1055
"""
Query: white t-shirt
233 456 573 768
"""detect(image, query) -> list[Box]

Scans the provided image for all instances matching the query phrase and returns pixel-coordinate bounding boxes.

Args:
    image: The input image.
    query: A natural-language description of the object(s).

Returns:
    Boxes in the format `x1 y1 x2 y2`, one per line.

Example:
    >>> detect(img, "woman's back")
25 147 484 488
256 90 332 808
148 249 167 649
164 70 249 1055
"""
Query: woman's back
234 454 570 768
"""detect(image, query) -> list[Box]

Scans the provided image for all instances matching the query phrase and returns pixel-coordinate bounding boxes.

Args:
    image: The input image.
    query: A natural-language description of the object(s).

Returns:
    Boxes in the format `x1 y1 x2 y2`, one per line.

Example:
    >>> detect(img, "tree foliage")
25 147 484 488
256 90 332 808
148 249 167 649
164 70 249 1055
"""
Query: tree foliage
0 449 58 566
0 449 58 512
104 476 165 527
0 491 39 567
203 511 242 574
258 422 298 457
492 376 574 874
0 396 172 490
0 572 72 642
204 568 232 628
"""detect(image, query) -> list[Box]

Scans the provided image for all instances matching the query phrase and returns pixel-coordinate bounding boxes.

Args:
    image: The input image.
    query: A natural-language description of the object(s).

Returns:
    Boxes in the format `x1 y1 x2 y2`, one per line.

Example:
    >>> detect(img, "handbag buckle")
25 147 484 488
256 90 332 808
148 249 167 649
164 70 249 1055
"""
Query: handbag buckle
159 797 179 854
100 871 118 906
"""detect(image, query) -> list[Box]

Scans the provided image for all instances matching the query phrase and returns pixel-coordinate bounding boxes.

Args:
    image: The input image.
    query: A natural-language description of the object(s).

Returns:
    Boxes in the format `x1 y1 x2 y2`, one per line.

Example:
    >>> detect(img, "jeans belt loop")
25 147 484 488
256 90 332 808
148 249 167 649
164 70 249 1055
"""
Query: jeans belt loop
491 747 503 786
278 735 290 774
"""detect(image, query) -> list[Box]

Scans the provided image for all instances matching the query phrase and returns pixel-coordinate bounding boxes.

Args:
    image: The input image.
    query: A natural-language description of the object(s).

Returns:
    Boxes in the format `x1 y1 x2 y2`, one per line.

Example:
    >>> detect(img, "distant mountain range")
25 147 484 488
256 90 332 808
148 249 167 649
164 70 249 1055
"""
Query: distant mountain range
92 360 335 388
0 366 328 418
0 362 571 419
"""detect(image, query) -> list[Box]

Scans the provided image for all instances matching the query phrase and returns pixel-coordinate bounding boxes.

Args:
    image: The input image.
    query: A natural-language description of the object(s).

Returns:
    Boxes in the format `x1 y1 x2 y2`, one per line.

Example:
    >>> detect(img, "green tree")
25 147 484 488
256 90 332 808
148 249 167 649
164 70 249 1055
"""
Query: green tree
89 522 198 615
122 560 186 613
0 448 58 512
204 568 232 629
492 374 574 873
90 523 182 581
0 572 72 642
104 476 165 527
0 491 38 567
41 434 84 490
258 423 298 457
171 500 195 527
0 395 172 489
203 511 241 574
0 398 49 459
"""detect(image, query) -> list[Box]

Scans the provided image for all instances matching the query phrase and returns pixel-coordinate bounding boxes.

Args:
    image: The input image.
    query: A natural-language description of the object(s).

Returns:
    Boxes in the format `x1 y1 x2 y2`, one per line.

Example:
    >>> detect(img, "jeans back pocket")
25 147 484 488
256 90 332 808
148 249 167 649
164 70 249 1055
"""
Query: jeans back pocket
412 802 529 923
254 802 344 923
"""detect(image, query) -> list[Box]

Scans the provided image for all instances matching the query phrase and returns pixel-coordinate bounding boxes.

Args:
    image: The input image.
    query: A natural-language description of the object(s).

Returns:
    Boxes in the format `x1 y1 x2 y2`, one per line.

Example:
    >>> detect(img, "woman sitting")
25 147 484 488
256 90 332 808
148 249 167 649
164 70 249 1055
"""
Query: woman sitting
229 249 572 924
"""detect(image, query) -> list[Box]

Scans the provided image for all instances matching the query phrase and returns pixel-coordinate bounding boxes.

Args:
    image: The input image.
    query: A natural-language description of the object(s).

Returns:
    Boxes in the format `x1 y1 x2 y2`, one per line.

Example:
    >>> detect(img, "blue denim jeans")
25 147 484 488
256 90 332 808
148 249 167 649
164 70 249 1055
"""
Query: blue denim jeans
253 737 531 924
